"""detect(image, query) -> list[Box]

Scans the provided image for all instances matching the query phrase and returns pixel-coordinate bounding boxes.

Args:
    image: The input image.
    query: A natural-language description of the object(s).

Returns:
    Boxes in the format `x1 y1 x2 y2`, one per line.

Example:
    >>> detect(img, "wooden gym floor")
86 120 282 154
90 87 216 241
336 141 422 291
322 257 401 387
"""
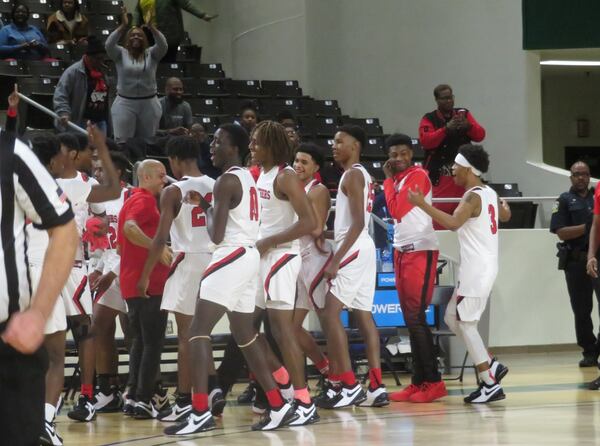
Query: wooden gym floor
57 350 600 445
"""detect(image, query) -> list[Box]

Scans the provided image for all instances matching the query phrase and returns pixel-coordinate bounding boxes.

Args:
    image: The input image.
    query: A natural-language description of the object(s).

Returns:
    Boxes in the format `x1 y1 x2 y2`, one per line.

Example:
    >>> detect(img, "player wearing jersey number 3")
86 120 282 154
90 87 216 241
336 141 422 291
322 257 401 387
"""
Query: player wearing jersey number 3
408 144 511 403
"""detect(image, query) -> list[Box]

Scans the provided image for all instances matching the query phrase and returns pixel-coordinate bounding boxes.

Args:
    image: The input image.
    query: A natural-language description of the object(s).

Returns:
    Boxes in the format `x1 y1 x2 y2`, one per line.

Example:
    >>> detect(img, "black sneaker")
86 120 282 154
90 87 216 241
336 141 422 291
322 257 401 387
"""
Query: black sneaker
157 400 192 422
209 388 227 417
40 419 63 446
237 382 256 404
134 400 154 419
579 355 598 367
315 382 366 409
490 358 509 383
123 394 136 416
163 409 216 435
152 386 171 415
67 395 96 422
313 380 337 406
464 382 506 404
251 402 298 431
94 388 123 413
588 376 600 390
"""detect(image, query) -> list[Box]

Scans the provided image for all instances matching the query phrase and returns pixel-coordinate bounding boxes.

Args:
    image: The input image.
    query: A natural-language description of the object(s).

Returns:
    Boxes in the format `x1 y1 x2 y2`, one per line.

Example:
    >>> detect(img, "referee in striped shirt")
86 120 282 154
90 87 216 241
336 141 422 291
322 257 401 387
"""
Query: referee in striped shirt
0 87 78 446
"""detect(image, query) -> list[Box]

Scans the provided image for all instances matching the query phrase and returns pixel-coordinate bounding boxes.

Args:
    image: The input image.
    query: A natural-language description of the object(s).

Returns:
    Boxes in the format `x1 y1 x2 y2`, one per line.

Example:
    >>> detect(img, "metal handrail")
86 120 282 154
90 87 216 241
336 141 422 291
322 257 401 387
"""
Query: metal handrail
17 92 86 135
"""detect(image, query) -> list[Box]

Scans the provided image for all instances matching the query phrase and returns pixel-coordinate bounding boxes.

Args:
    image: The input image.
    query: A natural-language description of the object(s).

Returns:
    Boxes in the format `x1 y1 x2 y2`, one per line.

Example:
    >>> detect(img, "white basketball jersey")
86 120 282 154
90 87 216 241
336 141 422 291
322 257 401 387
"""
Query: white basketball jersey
170 175 216 253
101 186 131 272
457 185 499 297
334 164 374 244
217 167 260 247
257 165 299 251
299 179 325 255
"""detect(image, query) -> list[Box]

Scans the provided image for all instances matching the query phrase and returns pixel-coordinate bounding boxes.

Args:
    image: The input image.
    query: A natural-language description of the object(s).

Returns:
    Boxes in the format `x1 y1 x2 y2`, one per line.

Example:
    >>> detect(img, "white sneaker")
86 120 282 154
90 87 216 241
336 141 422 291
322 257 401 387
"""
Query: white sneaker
252 402 298 431
163 409 216 435
40 419 63 446
209 388 227 416
357 385 390 407
157 402 192 422
316 382 366 409
288 401 319 426
464 382 506 404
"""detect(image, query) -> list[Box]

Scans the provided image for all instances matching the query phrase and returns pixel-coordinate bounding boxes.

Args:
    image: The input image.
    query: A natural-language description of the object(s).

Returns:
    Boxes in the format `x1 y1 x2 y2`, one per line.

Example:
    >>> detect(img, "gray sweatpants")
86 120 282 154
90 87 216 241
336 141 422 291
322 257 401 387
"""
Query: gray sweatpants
111 95 162 143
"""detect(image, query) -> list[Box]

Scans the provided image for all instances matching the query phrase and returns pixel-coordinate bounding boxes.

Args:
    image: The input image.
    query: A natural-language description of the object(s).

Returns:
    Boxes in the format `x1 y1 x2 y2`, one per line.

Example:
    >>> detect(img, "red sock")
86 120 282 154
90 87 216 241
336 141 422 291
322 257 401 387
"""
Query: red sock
340 370 356 387
81 384 93 399
368 368 382 390
294 387 311 405
192 393 208 412
315 357 330 376
328 373 341 386
265 388 284 409
272 366 290 386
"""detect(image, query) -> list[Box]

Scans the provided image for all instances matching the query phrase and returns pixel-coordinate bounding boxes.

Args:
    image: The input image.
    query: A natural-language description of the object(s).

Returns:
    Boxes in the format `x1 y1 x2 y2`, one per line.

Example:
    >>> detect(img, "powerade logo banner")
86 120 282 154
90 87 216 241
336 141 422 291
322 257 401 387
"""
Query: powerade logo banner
340 290 435 328
377 273 396 288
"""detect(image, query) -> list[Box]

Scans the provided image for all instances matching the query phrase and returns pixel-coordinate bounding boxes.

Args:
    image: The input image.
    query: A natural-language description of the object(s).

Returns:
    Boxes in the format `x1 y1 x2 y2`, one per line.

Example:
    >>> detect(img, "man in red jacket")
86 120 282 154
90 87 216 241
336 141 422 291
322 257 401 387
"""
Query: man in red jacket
382 133 447 403
117 159 172 419
419 84 485 226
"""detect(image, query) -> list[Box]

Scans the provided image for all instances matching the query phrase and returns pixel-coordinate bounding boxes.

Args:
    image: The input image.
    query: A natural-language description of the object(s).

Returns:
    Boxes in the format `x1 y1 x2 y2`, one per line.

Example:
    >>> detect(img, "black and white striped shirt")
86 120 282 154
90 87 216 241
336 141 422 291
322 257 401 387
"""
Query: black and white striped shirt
0 133 74 324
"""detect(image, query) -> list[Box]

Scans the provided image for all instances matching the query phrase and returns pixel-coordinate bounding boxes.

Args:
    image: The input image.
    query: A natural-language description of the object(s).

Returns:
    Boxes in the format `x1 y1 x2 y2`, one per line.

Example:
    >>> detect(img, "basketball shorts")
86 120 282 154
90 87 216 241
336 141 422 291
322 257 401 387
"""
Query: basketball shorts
94 277 127 313
296 242 333 311
200 246 259 314
162 252 212 316
329 236 376 311
448 291 490 323
255 248 302 311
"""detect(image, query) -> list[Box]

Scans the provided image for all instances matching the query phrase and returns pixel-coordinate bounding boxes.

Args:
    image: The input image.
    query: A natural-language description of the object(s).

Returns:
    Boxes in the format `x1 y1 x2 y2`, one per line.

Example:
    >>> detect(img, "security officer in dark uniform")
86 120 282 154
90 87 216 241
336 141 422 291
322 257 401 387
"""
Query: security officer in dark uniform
550 161 599 367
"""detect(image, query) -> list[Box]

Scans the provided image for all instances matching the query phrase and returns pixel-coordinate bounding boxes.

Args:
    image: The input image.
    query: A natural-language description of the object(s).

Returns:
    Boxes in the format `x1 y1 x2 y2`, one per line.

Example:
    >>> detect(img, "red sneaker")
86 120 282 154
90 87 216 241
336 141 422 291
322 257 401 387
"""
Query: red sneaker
389 384 421 402
409 381 448 403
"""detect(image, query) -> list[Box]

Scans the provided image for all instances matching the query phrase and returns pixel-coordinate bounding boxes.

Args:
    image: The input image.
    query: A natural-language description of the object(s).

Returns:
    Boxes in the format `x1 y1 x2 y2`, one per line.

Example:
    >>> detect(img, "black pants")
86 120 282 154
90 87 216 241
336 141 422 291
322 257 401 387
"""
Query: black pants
126 296 168 401
565 260 600 357
0 332 48 446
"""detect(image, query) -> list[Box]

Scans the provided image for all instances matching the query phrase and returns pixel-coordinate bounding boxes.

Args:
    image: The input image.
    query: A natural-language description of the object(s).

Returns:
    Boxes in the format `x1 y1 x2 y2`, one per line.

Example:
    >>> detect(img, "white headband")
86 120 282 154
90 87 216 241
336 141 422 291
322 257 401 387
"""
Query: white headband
454 153 482 177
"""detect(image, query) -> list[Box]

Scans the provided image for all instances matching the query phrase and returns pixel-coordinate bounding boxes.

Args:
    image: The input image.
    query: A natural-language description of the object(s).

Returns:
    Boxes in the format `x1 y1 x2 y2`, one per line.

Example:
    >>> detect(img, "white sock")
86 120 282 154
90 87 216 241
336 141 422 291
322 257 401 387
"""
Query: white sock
45 403 56 423
478 369 496 386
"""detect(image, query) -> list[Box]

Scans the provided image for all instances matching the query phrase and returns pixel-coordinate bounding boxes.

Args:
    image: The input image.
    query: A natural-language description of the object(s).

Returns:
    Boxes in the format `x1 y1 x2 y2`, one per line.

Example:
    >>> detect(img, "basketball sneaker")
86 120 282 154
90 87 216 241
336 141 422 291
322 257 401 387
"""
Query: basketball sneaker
157 396 192 422
409 381 448 403
163 409 216 435
358 385 390 407
589 376 600 390
390 384 421 402
237 382 256 404
134 400 154 419
279 381 295 402
313 380 337 406
489 358 509 383
464 382 505 404
251 402 298 431
40 419 63 446
123 394 136 416
67 394 96 422
288 400 320 426
152 385 171 415
315 382 366 409
209 388 227 417
94 387 123 413
252 398 268 415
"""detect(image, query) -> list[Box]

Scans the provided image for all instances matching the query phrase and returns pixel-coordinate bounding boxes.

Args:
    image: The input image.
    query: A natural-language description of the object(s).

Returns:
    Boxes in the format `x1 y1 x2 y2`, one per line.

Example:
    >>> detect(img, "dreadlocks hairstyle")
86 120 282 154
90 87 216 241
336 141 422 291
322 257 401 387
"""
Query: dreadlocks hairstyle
253 120 293 165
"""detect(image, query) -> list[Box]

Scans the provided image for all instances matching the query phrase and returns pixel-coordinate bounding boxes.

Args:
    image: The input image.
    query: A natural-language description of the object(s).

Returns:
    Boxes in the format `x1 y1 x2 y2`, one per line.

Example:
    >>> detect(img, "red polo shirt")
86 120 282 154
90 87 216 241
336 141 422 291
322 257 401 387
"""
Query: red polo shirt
117 187 169 299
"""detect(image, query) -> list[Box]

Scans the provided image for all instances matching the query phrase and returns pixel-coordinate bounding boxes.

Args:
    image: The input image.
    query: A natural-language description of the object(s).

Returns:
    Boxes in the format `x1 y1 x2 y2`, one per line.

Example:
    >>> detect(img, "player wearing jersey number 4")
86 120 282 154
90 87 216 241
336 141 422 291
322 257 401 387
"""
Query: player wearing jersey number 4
408 144 511 404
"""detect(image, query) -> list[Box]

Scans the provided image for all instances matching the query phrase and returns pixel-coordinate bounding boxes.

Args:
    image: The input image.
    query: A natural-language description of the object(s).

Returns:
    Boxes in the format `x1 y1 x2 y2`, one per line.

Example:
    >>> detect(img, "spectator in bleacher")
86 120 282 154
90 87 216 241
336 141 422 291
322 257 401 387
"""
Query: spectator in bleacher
190 122 220 179
46 0 89 45
419 84 485 227
158 77 192 136
277 109 297 128
53 35 109 133
239 103 258 135
0 4 49 60
133 0 217 63
107 7 167 144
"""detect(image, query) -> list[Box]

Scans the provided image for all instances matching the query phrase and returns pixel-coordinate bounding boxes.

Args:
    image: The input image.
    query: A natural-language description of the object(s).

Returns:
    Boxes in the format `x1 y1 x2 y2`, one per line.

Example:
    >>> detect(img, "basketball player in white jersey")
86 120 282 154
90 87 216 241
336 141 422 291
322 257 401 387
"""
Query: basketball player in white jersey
137 136 223 422
408 144 511 403
165 124 297 435
318 125 387 409
89 151 133 413
251 121 320 425
29 127 120 446
292 143 332 380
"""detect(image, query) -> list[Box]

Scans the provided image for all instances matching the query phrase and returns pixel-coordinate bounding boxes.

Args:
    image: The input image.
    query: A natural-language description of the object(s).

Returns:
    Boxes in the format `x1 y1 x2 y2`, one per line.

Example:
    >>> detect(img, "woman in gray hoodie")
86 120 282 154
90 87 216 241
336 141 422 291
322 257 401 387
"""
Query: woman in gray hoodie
106 7 167 143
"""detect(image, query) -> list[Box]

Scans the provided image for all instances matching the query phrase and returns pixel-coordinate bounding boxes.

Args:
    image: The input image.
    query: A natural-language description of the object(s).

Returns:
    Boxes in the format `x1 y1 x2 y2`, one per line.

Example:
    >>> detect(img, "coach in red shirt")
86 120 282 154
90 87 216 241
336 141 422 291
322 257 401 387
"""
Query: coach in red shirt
419 84 485 227
117 159 172 419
